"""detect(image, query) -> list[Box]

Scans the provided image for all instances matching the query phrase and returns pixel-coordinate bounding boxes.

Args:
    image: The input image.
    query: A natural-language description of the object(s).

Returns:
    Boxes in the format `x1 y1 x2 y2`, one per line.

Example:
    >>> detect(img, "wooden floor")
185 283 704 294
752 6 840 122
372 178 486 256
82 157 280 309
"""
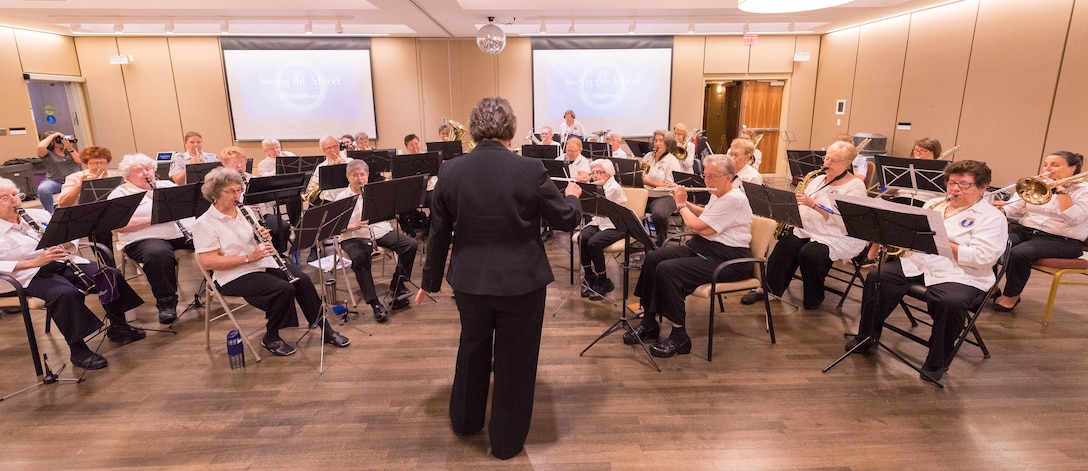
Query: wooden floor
1 233 1087 470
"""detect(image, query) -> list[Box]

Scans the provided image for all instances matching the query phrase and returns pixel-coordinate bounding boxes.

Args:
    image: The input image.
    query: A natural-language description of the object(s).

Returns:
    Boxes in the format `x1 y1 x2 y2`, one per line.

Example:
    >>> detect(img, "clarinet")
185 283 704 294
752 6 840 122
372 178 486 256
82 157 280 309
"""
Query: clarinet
145 177 194 242
15 207 96 295
236 202 299 283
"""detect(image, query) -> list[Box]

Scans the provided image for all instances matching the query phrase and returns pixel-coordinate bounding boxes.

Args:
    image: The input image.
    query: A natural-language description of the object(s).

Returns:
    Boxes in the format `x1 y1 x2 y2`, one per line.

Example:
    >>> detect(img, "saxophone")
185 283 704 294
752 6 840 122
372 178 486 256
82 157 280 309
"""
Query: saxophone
775 167 827 238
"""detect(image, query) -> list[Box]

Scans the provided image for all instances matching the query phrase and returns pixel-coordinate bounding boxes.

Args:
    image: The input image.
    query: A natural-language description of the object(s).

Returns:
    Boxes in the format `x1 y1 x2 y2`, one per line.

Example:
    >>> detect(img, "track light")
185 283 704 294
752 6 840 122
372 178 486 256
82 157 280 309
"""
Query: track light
743 22 750 34
628 19 637 34
114 23 124 33
304 20 313 34
165 20 174 34
568 19 575 34
688 22 695 34
335 20 343 34
539 20 546 34
70 23 81 34
221 20 230 33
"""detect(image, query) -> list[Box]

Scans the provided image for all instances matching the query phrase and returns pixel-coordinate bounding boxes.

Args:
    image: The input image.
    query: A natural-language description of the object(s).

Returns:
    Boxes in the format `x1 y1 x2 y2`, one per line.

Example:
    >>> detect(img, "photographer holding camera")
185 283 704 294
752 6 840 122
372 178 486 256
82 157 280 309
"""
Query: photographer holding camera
35 131 80 213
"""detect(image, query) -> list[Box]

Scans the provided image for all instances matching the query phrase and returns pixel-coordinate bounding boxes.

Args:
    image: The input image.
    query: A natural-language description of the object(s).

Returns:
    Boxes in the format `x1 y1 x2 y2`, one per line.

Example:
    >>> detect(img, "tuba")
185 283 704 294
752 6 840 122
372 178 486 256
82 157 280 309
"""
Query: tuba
445 118 476 153
1016 171 1088 205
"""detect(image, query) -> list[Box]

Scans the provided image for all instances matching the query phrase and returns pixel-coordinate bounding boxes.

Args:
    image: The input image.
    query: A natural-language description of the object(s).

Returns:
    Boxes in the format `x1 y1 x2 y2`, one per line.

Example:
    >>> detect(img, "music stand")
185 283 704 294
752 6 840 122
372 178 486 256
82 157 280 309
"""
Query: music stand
542 160 571 181
151 183 209 226
77 176 123 204
390 152 441 180
786 150 825 185
275 155 324 176
289 195 357 374
318 164 350 192
580 196 661 371
426 141 464 160
741 182 804 231
625 139 650 157
821 194 950 384
348 149 393 182
243 173 310 250
609 158 643 188
583 142 610 159
361 175 433 306
551 185 618 315
522 144 560 159
673 171 710 205
184 162 223 184
875 155 949 200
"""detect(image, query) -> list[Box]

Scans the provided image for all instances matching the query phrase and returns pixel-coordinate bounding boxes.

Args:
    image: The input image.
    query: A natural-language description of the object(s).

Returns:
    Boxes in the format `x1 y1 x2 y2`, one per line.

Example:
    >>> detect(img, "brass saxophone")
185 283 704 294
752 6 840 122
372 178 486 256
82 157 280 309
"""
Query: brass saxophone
775 167 827 238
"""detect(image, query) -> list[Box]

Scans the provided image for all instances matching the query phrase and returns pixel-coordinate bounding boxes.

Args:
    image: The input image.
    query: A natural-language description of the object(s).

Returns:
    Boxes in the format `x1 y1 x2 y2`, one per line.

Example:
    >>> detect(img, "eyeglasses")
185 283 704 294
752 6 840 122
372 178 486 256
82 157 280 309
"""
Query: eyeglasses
220 188 243 196
589 170 607 176
348 172 368 178
0 193 26 203
322 145 339 152
701 173 727 180
946 180 977 190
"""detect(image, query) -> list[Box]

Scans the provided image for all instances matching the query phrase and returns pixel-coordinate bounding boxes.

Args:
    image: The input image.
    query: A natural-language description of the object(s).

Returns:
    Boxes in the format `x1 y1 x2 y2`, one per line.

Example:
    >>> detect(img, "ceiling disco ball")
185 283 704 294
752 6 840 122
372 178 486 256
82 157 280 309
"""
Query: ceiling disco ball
476 23 506 55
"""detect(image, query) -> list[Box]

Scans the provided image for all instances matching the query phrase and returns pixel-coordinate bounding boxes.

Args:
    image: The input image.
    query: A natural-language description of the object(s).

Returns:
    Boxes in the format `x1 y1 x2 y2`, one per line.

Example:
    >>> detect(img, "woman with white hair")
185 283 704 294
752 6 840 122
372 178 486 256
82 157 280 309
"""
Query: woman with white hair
108 153 195 324
578 159 627 300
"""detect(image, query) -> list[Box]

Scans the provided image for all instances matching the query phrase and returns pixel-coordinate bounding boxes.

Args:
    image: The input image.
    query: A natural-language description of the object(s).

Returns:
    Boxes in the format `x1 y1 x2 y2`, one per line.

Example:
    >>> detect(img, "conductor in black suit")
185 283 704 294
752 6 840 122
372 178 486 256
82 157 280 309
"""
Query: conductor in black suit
416 97 583 460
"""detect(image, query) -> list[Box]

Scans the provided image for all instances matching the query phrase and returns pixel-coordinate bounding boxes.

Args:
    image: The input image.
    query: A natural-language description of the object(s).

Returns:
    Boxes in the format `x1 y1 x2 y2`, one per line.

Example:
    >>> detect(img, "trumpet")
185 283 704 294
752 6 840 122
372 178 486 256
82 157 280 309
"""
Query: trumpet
236 202 299 283
1016 170 1088 205
146 177 194 242
16 207 96 295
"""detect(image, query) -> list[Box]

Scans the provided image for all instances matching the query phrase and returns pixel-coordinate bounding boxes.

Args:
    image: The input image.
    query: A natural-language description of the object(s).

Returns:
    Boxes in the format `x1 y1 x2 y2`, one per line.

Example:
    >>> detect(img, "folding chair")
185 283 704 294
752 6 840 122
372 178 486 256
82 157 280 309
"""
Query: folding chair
195 257 263 362
571 187 648 295
0 273 48 376
685 216 779 361
1030 236 1088 324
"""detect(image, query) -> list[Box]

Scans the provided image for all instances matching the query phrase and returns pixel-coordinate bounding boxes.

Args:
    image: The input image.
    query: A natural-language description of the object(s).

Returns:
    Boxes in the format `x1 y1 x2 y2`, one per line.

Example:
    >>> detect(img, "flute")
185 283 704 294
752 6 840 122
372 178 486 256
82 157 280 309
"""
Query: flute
145 177 194 242
16 207 96 295
236 202 299 283
664 186 716 193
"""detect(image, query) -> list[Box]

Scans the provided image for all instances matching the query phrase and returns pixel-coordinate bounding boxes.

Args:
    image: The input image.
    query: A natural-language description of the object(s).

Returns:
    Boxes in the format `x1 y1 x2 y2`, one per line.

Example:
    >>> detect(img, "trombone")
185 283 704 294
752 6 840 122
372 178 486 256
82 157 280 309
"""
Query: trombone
1015 171 1088 205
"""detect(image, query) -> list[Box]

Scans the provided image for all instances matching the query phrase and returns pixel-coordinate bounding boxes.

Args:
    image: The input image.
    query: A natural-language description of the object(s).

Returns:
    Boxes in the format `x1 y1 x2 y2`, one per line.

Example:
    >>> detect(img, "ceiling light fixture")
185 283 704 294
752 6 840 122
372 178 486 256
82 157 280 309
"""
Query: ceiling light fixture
113 23 124 34
70 23 81 34
688 22 695 34
743 22 750 34
221 20 230 34
539 20 546 34
628 19 637 34
568 19 575 34
165 20 174 34
304 20 313 34
738 0 854 14
335 20 343 34
476 16 506 55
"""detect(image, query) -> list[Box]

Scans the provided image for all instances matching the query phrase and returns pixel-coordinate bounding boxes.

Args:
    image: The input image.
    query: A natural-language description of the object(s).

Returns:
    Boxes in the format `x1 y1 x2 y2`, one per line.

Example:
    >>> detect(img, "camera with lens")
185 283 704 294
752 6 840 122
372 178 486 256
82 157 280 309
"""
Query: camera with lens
53 135 77 144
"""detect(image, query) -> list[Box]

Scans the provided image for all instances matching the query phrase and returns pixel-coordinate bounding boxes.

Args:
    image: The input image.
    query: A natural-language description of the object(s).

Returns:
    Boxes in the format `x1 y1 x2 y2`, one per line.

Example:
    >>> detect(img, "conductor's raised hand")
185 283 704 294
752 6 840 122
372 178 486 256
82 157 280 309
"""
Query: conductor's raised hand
564 182 582 198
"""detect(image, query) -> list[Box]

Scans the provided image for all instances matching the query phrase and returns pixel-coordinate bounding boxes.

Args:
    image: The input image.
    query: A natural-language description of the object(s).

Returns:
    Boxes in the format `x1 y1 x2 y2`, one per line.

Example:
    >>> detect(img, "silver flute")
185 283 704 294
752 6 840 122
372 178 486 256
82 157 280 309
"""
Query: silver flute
236 202 299 283
145 177 194 242
664 186 716 192
16 207 96 295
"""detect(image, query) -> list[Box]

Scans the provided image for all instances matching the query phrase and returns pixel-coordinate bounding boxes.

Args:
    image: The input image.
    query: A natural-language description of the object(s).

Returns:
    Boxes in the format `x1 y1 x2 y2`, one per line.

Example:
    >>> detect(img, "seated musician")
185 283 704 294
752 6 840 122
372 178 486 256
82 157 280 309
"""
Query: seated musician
673 123 696 174
539 126 556 147
578 159 627 301
559 109 585 141
847 160 1007 383
608 132 628 159
741 141 867 309
559 137 591 182
0 178 146 370
624 154 754 357
739 128 764 170
438 124 451 142
255 138 296 177
331 160 418 322
57 145 122 208
218 146 291 253
108 153 195 324
400 133 434 238
355 132 373 151
642 129 682 247
728 138 763 188
302 135 353 205
992 151 1087 312
169 131 219 185
194 167 349 356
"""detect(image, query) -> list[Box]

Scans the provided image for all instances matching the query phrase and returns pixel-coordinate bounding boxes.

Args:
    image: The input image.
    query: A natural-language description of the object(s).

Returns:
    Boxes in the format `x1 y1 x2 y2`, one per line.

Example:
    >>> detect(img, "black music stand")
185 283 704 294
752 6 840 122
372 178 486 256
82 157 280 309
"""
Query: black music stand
275 155 324 175
580 197 661 371
673 171 710 205
522 144 560 159
318 164 350 192
542 160 571 180
625 139 650 157
391 152 441 180
151 184 207 318
184 162 223 184
875 155 949 201
821 194 950 384
609 158 643 188
552 185 617 316
742 182 804 230
426 141 464 160
77 176 123 204
583 142 610 159
348 150 393 182
243 173 310 251
290 196 357 374
787 150 825 185
361 174 434 306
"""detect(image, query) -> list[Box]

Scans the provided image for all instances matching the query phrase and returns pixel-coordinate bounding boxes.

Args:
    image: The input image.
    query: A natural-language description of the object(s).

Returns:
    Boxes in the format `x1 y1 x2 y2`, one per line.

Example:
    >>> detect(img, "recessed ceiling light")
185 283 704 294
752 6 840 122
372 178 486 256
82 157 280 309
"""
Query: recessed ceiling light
305 20 313 34
568 19 575 34
628 19 637 34
335 20 343 34
113 23 123 33
165 20 174 34
70 23 80 34
221 20 230 33
539 20 546 34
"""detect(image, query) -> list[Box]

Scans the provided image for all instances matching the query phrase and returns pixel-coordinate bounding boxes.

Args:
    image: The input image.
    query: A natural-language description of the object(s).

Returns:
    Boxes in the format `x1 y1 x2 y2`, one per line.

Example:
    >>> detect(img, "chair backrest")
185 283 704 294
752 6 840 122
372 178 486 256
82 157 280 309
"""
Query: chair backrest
622 187 649 218
864 161 877 190
750 216 777 259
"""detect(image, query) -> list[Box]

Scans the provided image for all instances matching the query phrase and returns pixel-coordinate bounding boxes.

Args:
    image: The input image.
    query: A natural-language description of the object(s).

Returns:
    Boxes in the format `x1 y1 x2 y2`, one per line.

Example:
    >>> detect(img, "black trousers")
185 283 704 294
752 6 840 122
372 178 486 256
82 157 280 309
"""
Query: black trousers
646 196 677 246
1003 224 1084 296
633 242 752 327
218 265 322 336
124 236 194 308
765 232 834 308
449 287 546 459
340 232 418 303
25 262 141 346
262 212 292 254
579 225 624 273
855 259 985 371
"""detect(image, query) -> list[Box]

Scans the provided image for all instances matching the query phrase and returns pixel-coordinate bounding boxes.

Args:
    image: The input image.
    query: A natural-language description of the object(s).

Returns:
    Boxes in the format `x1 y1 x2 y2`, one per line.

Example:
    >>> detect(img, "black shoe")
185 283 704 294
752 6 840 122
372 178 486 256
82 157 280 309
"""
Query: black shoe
622 323 660 345
920 366 948 384
158 307 178 324
262 337 296 356
323 326 351 347
594 277 615 294
992 298 1020 313
391 298 410 311
372 302 390 323
580 284 593 298
844 336 876 354
106 324 146 342
650 336 692 357
741 289 765 305
70 351 108 370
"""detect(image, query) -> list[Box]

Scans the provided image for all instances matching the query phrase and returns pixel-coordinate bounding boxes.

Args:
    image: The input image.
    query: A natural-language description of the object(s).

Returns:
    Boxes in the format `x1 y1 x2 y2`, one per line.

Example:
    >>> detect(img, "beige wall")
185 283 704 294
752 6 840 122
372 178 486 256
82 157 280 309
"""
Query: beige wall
811 0 1086 186
0 27 40 159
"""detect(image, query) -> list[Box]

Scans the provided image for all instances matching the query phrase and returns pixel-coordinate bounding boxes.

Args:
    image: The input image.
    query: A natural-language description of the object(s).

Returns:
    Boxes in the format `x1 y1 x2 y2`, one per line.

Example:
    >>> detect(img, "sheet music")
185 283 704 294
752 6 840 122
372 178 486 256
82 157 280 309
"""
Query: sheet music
831 194 953 259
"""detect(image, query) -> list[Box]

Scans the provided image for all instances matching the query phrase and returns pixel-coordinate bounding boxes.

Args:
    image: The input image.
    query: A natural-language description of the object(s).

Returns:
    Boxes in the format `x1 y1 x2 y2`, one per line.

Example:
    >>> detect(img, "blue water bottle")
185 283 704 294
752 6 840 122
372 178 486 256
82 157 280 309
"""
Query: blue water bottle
227 329 245 370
